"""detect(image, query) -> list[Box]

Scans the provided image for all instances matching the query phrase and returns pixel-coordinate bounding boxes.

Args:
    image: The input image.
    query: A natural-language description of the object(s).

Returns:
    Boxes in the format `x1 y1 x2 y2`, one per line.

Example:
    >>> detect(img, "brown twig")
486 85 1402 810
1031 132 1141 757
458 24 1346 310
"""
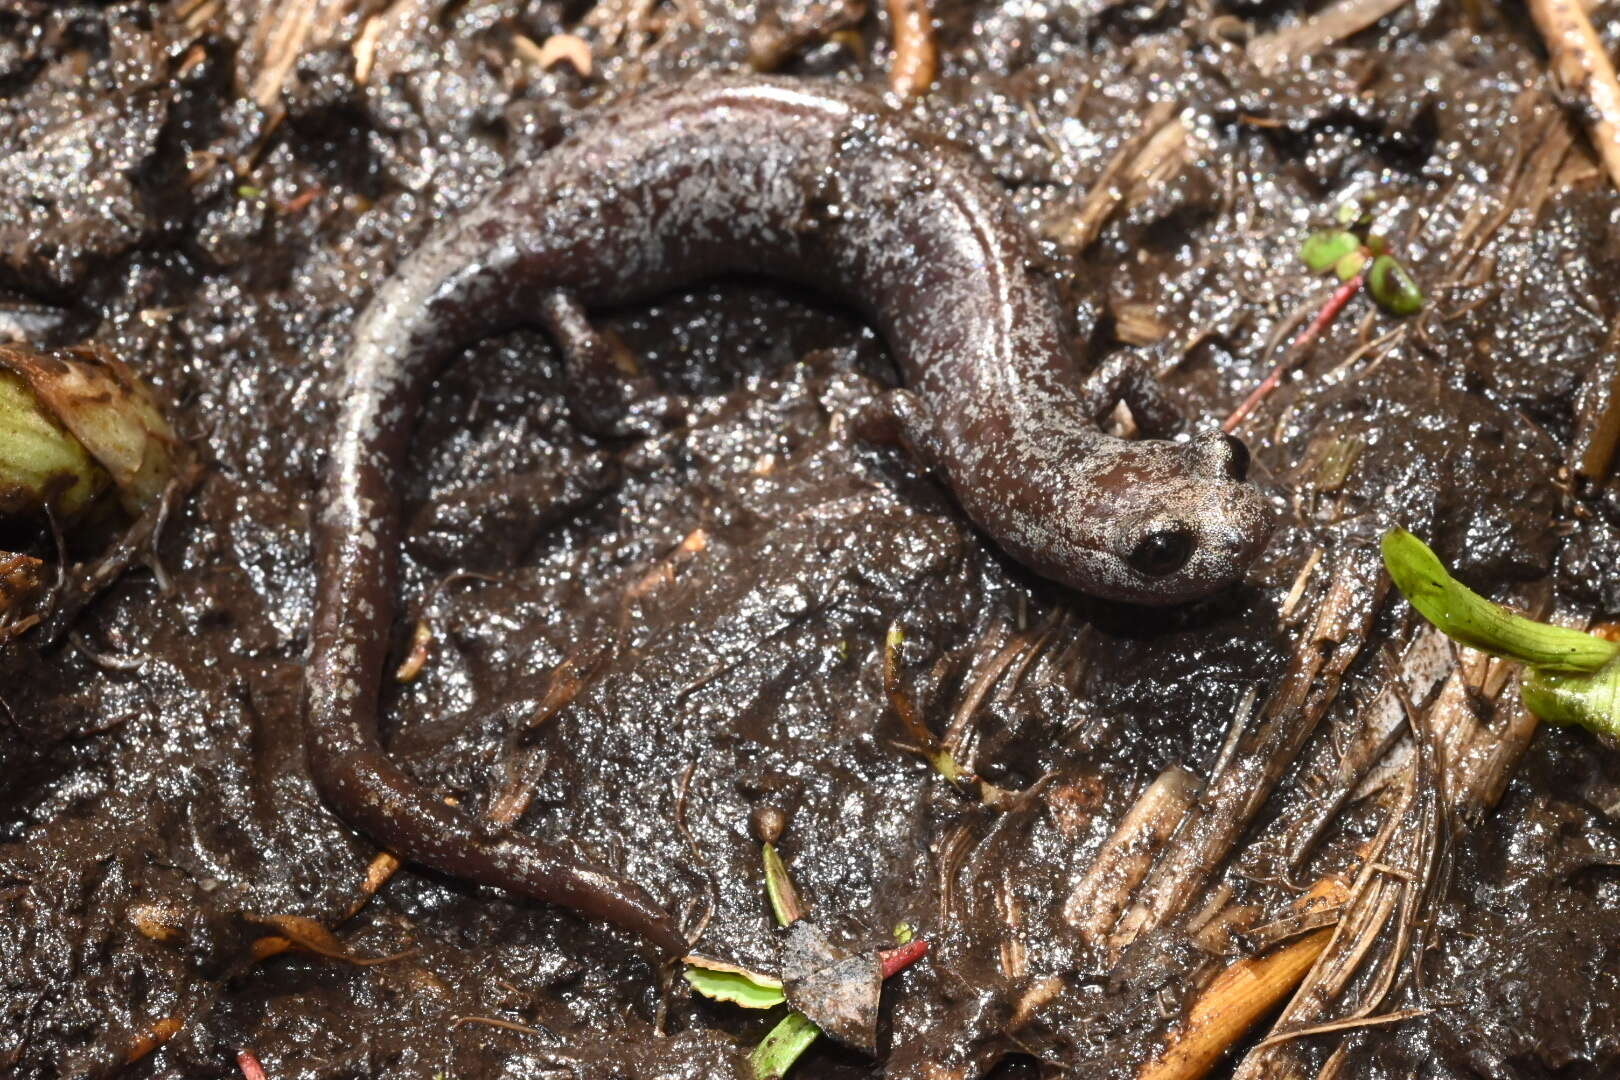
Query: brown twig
1260 626 1450 873
1435 97 1567 300
749 0 867 72
514 33 594 78
1573 324 1620 482
236 1049 269 1080
448 1014 556 1039
1040 101 1182 252
393 619 433 683
246 912 415 966
1063 766 1200 947
1529 0 1620 193
351 10 384 84
940 612 1062 772
939 617 1022 754
1249 1007 1431 1052
886 0 936 98
1246 0 1412 73
1136 928 1335 1080
341 851 403 921
1110 554 1386 951
1435 606 1582 822
1233 598 1563 1077
121 1016 183 1066
240 0 355 112
0 552 45 644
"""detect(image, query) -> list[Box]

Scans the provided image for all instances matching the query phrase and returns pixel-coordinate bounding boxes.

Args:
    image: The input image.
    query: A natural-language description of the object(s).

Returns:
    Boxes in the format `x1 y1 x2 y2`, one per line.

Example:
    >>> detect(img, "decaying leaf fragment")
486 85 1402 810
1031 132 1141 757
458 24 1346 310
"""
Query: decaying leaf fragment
0 343 180 518
0 551 45 642
780 921 883 1055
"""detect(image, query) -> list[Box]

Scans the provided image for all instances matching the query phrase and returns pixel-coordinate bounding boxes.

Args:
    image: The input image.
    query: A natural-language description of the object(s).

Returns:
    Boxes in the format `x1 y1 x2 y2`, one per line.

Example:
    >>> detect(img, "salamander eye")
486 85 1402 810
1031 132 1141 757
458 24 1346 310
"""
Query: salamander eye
1127 524 1195 577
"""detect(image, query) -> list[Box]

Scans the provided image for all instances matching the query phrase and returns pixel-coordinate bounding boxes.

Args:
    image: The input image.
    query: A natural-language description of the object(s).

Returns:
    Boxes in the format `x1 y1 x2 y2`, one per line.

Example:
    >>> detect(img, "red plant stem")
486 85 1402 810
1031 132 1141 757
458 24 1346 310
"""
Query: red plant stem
279 186 322 215
237 1049 269 1080
1291 273 1364 350
1223 274 1364 433
877 939 930 979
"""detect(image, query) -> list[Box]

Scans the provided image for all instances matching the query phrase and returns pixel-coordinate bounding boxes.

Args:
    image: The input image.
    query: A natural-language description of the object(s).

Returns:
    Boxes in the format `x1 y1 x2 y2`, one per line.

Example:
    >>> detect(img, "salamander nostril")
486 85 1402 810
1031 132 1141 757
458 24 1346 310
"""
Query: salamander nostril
1221 434 1250 481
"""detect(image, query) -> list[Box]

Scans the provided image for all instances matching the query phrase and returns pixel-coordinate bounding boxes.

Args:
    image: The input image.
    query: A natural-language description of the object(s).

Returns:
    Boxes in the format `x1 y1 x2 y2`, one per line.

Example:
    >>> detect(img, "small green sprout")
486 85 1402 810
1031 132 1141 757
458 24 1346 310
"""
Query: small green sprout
762 843 805 928
1301 230 1360 273
689 789 931 1078
1335 191 1380 228
1381 529 1620 737
685 811 825 1079
1367 255 1423 315
1334 249 1369 282
1300 196 1424 317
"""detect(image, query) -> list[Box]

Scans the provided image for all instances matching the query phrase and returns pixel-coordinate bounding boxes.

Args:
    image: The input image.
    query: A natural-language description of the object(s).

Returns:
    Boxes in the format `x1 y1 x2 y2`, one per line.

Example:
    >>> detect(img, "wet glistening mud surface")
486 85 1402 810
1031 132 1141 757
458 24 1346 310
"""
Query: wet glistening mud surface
2 1 1620 1077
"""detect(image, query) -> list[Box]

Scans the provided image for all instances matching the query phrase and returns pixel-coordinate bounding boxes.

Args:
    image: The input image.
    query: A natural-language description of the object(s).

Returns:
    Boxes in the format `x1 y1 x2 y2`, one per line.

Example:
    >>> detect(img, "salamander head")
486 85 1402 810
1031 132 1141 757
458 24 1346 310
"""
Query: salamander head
1007 430 1272 605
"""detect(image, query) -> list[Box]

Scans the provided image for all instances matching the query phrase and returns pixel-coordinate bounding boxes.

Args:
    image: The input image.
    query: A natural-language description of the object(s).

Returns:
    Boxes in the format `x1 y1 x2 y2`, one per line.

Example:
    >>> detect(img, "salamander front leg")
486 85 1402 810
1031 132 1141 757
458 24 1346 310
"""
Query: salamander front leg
1079 353 1186 437
853 387 945 471
538 290 687 439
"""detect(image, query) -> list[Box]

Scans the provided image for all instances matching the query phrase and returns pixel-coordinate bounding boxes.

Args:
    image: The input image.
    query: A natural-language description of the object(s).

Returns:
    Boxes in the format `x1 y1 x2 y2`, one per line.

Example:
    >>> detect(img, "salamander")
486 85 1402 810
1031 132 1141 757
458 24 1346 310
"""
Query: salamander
304 76 1272 958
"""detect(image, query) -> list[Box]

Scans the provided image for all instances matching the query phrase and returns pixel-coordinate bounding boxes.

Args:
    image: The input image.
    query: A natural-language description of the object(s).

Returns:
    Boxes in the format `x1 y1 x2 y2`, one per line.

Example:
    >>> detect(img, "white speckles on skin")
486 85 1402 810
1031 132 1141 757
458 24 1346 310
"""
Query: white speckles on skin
300 75 1273 948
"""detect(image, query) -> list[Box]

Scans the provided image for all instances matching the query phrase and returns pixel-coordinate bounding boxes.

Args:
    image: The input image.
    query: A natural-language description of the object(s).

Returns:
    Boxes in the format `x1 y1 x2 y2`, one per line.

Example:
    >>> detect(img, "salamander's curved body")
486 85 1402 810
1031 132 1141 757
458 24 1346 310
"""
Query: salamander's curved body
305 76 1271 956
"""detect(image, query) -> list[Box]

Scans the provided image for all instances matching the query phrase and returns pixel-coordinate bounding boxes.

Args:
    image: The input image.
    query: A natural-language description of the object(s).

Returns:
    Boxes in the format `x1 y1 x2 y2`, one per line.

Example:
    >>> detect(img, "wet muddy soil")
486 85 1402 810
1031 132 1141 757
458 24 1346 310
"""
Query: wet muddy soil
3 1 1620 1078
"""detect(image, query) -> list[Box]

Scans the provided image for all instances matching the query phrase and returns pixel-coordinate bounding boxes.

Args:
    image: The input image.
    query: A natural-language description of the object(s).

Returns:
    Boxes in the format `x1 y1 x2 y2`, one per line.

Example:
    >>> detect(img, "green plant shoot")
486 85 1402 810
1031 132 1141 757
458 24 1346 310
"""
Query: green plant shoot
1381 529 1620 736
749 1011 821 1079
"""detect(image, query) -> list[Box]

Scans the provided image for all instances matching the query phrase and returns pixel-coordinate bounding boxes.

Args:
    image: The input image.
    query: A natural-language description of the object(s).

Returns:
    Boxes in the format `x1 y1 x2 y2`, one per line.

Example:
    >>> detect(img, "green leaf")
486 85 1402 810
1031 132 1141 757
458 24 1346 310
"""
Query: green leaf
1301 229 1360 273
1333 249 1368 281
683 960 786 1009
1367 254 1423 315
750 1011 821 1079
1381 530 1618 673
893 922 914 945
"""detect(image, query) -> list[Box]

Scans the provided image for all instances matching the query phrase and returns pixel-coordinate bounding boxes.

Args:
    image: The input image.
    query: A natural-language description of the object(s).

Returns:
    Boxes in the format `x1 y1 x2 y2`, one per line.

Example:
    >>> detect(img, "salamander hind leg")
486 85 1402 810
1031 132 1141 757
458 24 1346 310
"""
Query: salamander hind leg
852 387 945 471
1080 352 1186 437
538 291 687 439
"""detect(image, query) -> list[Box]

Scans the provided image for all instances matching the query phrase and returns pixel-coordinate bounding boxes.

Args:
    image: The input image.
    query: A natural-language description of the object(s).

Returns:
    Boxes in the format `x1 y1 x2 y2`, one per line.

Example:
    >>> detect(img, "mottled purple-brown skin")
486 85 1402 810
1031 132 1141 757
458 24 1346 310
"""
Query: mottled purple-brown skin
305 77 1271 956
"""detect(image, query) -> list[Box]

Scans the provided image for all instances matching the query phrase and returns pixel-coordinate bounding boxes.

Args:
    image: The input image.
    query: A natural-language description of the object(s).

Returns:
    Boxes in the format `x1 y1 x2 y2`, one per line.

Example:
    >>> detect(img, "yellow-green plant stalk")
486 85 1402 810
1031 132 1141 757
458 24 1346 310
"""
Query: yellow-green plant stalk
0 343 179 518
1381 529 1620 737
1521 664 1620 738
0 369 109 516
